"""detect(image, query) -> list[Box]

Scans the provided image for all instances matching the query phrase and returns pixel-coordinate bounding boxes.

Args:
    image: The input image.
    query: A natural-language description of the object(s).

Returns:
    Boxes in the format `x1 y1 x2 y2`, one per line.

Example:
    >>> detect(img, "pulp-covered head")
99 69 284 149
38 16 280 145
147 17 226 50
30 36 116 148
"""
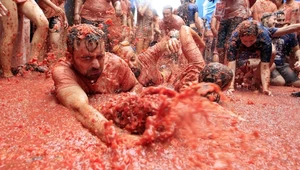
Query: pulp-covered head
199 62 233 90
261 12 277 28
67 24 105 56
237 20 259 47
66 24 106 81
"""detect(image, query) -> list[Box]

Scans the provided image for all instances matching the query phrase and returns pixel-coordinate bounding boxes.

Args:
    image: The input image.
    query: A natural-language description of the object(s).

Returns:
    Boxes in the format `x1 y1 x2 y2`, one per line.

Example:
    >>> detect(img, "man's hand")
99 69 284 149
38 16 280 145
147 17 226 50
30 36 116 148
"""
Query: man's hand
294 61 300 71
165 38 180 55
55 6 65 20
74 13 81 25
63 16 69 28
0 2 8 17
263 90 273 96
226 88 235 95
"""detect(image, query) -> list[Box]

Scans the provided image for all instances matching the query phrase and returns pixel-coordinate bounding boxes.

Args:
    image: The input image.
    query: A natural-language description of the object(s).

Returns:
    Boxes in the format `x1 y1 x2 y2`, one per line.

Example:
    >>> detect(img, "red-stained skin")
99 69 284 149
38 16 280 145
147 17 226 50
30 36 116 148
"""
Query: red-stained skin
1 72 300 169
1 7 299 168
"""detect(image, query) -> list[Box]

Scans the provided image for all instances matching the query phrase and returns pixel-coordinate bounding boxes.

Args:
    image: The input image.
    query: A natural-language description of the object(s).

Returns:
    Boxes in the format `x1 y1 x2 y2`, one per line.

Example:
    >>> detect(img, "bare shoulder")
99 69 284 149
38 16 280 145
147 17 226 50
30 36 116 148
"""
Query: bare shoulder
51 60 73 78
105 52 128 68
173 15 185 26
174 14 184 22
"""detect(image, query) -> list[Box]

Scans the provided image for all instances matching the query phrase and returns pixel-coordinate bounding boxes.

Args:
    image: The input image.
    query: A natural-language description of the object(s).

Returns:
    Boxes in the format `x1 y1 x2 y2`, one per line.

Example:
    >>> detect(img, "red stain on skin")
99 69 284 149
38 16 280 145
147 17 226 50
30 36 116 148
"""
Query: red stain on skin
98 23 104 29
247 100 254 105
1 54 300 169
16 53 23 58
105 19 113 26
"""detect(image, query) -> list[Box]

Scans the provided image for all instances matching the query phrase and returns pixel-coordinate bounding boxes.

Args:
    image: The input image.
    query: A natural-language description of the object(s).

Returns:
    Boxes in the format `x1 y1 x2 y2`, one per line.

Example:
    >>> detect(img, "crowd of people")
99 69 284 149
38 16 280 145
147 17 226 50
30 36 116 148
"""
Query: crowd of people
1 0 300 142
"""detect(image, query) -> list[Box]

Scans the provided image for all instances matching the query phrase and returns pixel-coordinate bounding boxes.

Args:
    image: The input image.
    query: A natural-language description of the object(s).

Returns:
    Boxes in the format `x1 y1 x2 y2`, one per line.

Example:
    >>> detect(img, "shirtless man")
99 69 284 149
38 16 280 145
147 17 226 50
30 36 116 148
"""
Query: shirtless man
159 5 185 39
215 0 250 64
51 24 141 143
271 0 284 9
283 0 300 24
271 0 300 24
74 0 123 51
251 0 277 21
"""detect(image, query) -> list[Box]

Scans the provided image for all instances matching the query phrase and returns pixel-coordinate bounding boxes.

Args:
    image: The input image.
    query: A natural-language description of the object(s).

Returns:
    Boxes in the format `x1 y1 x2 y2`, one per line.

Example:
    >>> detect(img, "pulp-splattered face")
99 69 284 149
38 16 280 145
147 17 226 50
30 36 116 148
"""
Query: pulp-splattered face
240 35 257 47
72 38 106 81
275 13 286 28
266 15 277 28
67 24 106 81
115 45 141 78
163 8 173 22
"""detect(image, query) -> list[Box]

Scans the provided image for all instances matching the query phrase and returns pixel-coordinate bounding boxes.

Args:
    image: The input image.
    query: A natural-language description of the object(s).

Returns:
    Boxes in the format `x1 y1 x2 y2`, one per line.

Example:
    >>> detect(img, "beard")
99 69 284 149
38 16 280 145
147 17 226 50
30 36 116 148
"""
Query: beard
85 68 102 80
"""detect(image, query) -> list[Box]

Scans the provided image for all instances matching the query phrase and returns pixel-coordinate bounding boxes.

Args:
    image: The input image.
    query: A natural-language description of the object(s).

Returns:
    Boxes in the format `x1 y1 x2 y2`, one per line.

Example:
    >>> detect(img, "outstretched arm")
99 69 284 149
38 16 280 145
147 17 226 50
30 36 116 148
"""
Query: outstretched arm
272 24 300 37
56 86 110 142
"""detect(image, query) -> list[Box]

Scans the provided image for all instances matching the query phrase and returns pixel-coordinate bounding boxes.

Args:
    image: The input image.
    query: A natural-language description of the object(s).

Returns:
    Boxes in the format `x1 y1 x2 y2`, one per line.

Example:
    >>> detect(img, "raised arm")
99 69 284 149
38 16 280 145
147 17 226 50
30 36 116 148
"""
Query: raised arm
180 26 205 62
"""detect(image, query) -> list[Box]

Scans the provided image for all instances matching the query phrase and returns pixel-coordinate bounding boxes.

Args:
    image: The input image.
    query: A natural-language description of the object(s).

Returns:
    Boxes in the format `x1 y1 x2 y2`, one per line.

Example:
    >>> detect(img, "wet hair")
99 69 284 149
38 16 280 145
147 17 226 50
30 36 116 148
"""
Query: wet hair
163 5 173 12
260 12 276 27
237 20 259 37
199 63 233 90
261 12 274 22
67 24 104 55
274 10 285 16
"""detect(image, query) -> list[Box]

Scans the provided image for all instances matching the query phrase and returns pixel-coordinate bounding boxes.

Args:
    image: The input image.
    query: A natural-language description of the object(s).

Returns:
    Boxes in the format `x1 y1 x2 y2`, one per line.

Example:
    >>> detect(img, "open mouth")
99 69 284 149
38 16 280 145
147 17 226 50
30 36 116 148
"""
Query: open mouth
131 68 141 78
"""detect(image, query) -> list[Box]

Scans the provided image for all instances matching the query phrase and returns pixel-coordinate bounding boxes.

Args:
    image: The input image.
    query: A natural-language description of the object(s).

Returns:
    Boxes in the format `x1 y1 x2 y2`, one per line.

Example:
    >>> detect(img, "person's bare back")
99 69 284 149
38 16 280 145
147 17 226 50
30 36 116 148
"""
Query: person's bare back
221 0 249 19
80 0 116 22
